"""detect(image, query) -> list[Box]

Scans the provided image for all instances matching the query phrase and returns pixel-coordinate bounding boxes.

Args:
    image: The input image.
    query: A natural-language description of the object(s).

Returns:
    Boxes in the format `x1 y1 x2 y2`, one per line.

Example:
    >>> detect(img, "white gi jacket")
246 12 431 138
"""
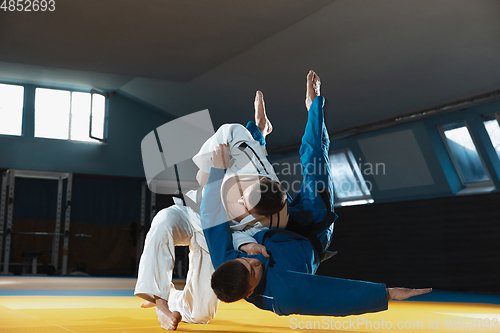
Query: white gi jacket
192 123 288 249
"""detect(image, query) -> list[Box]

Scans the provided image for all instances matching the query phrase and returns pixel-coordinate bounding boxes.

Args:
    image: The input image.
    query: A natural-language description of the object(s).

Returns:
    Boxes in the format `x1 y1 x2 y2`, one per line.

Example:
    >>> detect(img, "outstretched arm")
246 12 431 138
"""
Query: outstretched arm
269 269 389 316
387 287 432 301
201 144 265 267
200 162 237 267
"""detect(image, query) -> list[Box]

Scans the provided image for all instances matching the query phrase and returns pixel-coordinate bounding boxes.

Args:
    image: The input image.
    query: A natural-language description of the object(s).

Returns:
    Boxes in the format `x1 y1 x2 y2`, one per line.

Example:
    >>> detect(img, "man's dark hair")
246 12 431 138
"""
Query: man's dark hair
211 260 250 303
253 177 287 216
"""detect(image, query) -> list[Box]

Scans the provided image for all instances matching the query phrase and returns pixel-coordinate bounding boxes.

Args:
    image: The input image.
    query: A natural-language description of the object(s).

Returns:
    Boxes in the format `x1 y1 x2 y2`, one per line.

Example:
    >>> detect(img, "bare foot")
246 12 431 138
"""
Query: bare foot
140 301 181 330
156 307 182 330
171 311 182 329
141 300 156 308
254 90 273 138
305 70 321 111
152 296 183 330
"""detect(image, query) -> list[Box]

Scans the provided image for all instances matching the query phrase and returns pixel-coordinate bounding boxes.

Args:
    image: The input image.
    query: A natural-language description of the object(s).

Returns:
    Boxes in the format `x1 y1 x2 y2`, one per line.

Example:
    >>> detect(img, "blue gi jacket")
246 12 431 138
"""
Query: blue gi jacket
201 168 388 316
201 97 388 316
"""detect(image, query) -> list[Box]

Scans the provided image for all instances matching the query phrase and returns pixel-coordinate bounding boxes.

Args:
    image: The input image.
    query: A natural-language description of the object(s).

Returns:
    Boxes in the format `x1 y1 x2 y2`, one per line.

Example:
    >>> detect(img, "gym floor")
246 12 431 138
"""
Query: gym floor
1 276 499 333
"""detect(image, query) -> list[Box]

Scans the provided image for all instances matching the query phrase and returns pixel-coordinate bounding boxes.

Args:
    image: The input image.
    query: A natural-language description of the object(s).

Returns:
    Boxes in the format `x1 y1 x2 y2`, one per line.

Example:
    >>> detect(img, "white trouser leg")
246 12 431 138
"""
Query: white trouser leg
134 205 218 324
135 205 193 303
168 229 219 324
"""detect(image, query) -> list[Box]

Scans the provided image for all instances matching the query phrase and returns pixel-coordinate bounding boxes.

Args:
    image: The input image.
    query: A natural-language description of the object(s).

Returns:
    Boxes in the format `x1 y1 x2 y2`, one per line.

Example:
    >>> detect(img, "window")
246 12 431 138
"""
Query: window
441 122 492 187
35 88 71 140
70 92 92 141
329 148 373 206
90 93 106 141
0 83 24 136
35 88 106 142
483 113 500 161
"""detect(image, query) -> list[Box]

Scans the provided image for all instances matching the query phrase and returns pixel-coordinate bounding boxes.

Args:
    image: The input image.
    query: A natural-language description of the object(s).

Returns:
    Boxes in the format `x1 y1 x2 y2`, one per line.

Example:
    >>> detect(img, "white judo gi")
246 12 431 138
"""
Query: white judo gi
193 123 289 248
135 198 217 324
134 123 288 324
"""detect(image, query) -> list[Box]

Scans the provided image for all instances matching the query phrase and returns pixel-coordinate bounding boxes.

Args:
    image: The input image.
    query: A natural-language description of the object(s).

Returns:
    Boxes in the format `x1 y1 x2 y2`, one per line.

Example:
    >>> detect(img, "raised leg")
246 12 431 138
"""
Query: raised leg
287 71 336 255
305 70 321 111
254 90 273 138
298 70 332 208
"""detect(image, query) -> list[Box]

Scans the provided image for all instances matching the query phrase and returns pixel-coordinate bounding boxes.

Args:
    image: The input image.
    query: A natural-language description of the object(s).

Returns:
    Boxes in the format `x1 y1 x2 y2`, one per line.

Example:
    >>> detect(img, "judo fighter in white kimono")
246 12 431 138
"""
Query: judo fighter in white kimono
134 91 288 330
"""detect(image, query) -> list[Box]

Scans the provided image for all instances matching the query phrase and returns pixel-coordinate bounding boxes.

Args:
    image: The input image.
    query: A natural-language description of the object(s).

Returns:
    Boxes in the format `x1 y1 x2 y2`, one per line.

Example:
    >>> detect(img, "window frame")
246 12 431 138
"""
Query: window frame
329 147 374 206
89 89 108 143
482 112 500 160
438 120 494 190
34 86 108 144
0 82 25 137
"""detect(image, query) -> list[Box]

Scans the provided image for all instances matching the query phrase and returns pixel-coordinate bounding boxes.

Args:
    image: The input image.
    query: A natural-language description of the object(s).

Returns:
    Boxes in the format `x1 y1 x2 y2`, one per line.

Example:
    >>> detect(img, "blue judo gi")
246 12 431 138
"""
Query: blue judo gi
201 96 388 316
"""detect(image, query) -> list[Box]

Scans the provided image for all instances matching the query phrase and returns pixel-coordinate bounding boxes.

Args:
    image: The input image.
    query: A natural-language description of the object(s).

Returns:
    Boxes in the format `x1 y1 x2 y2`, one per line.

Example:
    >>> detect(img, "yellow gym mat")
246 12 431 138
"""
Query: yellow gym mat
1 296 500 332
1 277 499 332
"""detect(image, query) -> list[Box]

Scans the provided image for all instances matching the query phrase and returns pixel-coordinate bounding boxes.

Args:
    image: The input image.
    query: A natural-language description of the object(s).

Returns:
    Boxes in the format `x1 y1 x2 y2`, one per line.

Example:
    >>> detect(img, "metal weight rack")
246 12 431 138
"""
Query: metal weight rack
136 182 156 272
0 170 73 275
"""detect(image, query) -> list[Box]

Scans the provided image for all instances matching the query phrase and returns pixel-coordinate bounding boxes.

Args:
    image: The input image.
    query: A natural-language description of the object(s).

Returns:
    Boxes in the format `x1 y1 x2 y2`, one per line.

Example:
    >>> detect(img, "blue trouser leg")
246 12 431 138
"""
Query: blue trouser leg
298 96 334 210
246 121 266 147
287 96 337 254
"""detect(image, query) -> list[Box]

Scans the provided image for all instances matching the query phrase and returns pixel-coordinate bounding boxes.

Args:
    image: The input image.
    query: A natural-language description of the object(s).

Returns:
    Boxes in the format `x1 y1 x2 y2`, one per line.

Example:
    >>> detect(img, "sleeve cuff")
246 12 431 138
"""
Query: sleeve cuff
233 232 258 250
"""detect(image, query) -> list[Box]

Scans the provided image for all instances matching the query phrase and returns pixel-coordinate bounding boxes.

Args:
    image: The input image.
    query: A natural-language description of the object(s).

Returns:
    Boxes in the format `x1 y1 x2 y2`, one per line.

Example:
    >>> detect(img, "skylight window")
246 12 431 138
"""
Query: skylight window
483 114 500 161
0 83 24 136
441 122 491 185
35 88 106 142
329 148 373 206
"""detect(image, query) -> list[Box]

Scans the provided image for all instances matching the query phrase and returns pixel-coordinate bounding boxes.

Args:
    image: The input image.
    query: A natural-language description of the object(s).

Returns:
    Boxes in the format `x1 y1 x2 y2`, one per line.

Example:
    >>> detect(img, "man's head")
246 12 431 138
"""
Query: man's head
211 257 263 303
239 177 287 217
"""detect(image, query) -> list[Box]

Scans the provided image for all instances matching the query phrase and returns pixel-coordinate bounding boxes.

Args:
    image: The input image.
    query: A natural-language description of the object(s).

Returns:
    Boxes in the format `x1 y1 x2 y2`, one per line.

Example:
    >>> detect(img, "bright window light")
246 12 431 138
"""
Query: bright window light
330 151 364 198
35 88 106 142
340 199 374 207
442 122 489 184
35 88 71 140
0 83 24 136
483 114 500 161
91 93 106 140
70 92 92 142
329 148 373 205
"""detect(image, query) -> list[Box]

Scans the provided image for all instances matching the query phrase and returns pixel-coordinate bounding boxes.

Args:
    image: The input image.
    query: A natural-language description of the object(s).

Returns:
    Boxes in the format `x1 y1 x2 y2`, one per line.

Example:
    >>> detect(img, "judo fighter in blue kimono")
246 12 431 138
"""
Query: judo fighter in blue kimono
201 70 432 317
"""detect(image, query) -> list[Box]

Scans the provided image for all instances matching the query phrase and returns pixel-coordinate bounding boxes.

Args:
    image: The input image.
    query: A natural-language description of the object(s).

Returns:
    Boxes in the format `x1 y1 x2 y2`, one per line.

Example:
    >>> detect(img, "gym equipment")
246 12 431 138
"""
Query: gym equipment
135 182 156 271
0 170 77 275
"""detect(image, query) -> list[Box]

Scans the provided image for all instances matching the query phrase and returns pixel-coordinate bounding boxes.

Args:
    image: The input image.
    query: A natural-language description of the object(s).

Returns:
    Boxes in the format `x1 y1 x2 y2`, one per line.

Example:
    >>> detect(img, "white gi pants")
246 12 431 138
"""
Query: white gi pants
134 205 219 324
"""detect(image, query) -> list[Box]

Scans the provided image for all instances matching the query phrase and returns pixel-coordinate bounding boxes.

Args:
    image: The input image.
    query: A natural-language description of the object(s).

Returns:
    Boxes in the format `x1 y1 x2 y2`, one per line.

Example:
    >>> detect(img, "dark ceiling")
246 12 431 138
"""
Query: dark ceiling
1 0 500 151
